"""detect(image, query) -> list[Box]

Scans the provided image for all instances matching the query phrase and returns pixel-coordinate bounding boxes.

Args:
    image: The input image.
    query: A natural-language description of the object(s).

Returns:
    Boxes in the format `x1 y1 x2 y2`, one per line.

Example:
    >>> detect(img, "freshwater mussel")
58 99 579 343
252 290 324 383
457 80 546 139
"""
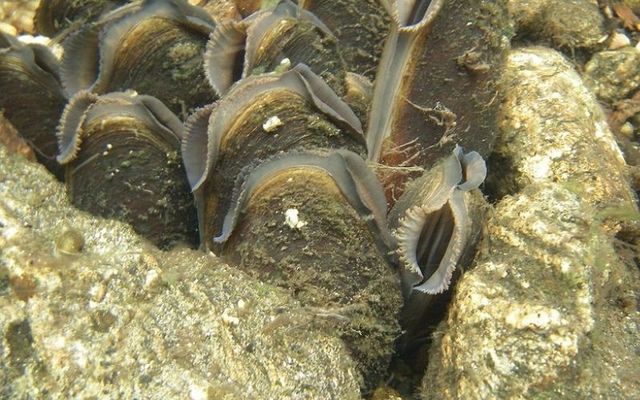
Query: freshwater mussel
0 31 66 179
60 0 217 117
57 90 198 248
0 0 511 394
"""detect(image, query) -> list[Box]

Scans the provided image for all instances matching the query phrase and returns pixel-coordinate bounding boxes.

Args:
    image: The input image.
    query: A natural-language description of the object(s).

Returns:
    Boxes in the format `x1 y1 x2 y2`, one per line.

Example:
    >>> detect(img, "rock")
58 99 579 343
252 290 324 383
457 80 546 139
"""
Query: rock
584 47 640 104
489 47 637 220
421 183 640 399
0 145 362 399
508 0 606 49
421 45 640 399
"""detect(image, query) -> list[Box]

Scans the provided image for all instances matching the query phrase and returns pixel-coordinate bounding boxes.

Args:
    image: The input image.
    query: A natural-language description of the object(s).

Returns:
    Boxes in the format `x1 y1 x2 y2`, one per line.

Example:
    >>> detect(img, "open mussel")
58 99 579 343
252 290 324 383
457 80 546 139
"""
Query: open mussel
388 146 488 357
205 0 347 97
57 90 198 248
216 150 401 392
60 0 217 118
0 32 67 179
184 63 366 250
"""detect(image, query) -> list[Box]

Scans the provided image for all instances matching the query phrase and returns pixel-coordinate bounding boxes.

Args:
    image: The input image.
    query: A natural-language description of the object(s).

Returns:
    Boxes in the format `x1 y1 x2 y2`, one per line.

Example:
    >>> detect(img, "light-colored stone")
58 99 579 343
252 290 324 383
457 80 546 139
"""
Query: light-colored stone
508 0 605 49
422 183 640 399
491 47 637 219
422 45 640 399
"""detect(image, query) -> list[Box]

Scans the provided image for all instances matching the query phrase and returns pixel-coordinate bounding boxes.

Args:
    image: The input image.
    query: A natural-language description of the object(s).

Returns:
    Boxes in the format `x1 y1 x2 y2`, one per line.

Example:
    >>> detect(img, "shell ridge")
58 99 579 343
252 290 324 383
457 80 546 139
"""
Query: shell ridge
204 75 281 190
213 151 375 245
28 43 62 82
291 64 363 136
365 0 445 160
137 95 184 144
339 152 395 250
183 103 215 190
212 152 325 244
60 25 101 96
241 4 292 78
56 90 100 164
204 20 248 97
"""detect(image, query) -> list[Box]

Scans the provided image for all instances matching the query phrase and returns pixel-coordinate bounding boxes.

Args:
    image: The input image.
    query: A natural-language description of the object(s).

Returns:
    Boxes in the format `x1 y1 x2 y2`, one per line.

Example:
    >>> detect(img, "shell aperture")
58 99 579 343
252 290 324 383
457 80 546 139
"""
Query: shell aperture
393 146 486 295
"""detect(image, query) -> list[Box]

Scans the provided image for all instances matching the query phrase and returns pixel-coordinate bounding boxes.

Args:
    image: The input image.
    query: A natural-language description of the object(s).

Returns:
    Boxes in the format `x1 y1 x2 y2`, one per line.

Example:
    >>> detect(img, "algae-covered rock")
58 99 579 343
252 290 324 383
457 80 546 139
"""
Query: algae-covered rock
421 45 640 399
489 47 637 218
584 47 640 104
508 0 605 49
422 183 640 399
0 145 362 399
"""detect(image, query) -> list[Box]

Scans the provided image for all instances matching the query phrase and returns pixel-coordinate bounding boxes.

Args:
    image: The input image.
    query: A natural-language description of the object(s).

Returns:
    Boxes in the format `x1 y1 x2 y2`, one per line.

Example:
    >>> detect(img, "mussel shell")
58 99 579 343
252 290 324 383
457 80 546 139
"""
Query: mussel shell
61 0 216 118
219 151 401 391
184 64 366 250
205 0 347 97
0 33 66 179
367 0 510 204
58 91 198 248
102 16 214 116
34 0 130 37
388 147 487 357
300 0 391 80
248 13 345 95
386 0 509 165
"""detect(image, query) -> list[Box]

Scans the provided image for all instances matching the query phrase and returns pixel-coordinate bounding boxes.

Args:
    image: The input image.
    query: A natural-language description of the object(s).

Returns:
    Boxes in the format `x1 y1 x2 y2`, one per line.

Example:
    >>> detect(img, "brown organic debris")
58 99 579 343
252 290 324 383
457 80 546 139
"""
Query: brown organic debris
613 2 640 30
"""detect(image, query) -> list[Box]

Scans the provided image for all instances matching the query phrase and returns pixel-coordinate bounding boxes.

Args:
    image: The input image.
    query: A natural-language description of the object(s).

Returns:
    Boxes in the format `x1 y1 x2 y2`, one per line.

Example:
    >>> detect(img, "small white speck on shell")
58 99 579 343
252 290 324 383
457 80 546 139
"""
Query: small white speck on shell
284 208 307 229
262 115 283 132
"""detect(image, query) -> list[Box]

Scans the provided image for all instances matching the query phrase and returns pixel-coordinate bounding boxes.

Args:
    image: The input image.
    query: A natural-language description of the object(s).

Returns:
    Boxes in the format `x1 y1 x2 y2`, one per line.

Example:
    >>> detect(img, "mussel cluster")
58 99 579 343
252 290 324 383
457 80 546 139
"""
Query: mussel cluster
0 0 509 392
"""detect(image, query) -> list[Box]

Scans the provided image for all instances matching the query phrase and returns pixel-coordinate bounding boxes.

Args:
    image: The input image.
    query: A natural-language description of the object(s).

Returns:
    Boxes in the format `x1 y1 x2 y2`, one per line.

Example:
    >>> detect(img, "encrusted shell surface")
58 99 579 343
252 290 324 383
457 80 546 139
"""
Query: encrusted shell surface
57 90 198 248
300 0 391 80
34 0 130 37
0 32 66 179
219 150 401 392
367 0 509 204
205 0 347 97
184 64 366 250
60 0 217 117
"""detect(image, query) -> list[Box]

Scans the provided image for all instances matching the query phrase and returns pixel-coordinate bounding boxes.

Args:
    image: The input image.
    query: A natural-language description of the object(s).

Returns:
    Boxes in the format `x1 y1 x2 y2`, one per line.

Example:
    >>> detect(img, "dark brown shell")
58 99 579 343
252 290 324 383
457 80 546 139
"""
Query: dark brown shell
183 64 366 250
0 32 67 179
300 0 391 80
219 150 401 392
367 0 510 205
60 0 217 118
34 0 130 37
57 90 198 248
205 0 348 97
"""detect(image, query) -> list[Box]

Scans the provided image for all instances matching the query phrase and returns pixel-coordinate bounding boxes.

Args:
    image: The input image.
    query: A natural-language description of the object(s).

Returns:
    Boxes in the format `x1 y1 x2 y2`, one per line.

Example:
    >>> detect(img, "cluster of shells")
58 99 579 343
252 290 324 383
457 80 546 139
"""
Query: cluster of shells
0 0 509 392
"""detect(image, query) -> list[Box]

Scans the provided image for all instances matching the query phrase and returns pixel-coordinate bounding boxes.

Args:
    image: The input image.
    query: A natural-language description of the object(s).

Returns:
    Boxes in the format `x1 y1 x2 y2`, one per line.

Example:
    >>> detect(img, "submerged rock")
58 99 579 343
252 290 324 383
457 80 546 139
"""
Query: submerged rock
508 0 606 49
489 47 637 218
422 183 640 399
584 47 640 104
422 46 640 399
0 145 362 399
